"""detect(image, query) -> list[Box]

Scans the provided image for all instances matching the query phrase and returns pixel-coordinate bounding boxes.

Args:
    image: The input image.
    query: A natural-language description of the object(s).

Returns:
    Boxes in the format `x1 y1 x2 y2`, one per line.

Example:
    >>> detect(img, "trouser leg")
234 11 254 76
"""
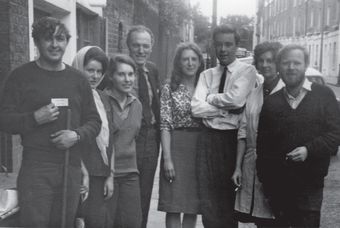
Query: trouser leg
136 127 159 228
17 160 81 228
196 128 238 228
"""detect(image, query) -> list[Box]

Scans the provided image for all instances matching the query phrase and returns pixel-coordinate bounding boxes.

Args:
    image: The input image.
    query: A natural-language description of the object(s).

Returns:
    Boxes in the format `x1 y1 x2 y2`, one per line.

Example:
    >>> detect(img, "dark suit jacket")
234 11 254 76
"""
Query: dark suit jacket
145 61 160 130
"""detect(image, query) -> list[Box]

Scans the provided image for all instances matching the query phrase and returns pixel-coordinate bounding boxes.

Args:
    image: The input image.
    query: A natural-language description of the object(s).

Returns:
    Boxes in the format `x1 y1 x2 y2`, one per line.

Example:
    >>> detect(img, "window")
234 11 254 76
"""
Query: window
76 8 106 51
327 5 330 26
318 7 321 31
316 45 319 66
333 42 337 69
118 22 123 53
311 9 314 28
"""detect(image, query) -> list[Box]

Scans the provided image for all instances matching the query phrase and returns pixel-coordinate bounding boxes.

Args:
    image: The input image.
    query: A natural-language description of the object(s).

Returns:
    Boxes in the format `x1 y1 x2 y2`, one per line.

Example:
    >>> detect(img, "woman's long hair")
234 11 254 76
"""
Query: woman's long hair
169 42 204 92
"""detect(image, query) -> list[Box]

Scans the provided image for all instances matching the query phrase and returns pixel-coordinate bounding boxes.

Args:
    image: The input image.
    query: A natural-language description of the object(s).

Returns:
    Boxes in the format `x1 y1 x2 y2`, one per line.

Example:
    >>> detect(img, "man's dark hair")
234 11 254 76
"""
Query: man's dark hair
212 24 240 46
32 17 71 43
253 41 283 70
126 25 155 47
84 47 109 74
276 44 309 67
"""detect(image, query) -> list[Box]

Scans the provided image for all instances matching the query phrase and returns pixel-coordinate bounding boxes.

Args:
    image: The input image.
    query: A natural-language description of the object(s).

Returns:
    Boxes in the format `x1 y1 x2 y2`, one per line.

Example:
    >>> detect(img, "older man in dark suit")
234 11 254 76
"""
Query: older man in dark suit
126 25 160 228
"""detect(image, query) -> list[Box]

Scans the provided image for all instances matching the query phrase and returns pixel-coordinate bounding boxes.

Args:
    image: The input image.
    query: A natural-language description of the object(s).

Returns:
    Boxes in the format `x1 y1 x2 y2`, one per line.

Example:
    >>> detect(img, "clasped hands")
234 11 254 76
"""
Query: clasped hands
34 103 78 150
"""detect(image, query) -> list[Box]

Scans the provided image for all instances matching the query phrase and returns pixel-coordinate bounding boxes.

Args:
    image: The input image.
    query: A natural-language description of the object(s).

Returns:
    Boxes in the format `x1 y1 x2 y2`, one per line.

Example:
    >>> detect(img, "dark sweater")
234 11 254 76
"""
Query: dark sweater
0 61 101 167
256 83 340 188
108 94 142 177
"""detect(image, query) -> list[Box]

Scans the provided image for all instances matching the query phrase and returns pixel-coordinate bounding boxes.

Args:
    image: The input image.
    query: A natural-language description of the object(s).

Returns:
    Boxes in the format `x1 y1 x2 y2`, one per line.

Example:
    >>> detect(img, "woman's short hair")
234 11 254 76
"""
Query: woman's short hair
106 54 136 87
253 41 283 70
84 47 109 74
170 42 204 92
32 17 71 43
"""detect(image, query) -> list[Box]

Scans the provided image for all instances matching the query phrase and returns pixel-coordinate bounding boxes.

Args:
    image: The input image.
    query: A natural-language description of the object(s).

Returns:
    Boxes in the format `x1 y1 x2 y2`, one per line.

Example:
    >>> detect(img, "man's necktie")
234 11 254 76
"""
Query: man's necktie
217 66 245 114
218 67 228 93
138 68 152 126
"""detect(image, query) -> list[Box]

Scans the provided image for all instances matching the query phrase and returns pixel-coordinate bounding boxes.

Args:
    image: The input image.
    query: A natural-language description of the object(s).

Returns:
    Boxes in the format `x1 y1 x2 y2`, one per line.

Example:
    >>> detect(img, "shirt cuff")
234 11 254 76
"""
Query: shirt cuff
206 94 213 104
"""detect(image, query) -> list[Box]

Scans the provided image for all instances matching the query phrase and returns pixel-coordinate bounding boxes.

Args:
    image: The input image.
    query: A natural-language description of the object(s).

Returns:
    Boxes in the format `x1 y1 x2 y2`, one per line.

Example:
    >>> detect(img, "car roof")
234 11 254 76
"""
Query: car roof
305 67 323 77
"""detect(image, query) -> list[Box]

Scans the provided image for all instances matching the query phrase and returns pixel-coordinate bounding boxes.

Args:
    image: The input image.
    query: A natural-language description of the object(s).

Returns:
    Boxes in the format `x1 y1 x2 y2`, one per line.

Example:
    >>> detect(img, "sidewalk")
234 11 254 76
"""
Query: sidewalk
147 159 254 228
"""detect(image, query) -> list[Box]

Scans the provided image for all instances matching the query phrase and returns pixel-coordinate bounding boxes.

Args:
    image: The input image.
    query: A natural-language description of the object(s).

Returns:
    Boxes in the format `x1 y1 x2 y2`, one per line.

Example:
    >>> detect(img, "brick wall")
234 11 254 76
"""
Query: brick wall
0 0 29 173
103 0 179 84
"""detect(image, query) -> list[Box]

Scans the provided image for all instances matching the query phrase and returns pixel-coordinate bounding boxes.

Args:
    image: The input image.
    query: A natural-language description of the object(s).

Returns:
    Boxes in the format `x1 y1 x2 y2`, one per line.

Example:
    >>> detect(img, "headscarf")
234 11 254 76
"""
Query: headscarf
72 46 110 165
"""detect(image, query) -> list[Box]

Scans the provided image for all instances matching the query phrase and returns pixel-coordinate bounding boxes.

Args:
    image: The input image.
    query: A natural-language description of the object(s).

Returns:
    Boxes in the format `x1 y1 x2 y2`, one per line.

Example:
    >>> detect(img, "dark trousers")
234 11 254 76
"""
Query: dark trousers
82 176 109 228
263 181 323 228
106 173 142 228
17 160 81 227
196 127 238 228
136 126 159 228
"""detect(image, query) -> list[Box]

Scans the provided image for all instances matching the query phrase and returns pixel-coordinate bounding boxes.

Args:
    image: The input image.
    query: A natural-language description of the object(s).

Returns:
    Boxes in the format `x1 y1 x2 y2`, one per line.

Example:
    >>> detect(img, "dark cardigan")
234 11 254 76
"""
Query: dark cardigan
256 83 340 188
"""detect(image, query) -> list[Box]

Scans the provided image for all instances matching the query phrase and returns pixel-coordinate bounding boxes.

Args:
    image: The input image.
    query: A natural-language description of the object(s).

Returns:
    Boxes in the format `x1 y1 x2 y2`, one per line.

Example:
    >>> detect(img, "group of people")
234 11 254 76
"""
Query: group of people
0 15 340 228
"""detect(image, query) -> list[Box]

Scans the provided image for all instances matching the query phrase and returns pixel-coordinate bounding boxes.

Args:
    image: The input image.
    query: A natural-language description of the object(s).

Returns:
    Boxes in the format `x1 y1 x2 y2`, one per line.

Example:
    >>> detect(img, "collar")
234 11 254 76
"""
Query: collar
284 78 312 98
104 88 136 105
137 64 149 73
219 59 238 73
264 75 281 91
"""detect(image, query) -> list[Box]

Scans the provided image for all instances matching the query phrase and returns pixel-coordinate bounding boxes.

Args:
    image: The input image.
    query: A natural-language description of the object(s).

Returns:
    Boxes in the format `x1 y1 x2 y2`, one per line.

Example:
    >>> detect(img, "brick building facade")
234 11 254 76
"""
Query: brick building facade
0 0 194 177
254 0 340 78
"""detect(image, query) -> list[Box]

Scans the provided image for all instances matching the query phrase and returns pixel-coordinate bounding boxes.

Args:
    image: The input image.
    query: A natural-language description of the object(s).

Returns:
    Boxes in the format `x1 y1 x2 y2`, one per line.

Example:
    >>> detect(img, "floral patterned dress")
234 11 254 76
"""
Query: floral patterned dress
158 83 202 214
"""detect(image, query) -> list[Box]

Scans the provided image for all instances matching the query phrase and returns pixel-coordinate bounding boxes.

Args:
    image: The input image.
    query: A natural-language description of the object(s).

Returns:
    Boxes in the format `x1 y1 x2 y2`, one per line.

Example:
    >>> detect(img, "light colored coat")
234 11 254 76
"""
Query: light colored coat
234 75 284 218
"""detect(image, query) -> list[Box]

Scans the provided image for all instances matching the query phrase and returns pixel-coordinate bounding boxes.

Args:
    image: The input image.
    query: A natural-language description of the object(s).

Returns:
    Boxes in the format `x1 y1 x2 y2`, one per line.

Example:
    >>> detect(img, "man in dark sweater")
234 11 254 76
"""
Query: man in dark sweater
0 17 101 227
256 44 340 227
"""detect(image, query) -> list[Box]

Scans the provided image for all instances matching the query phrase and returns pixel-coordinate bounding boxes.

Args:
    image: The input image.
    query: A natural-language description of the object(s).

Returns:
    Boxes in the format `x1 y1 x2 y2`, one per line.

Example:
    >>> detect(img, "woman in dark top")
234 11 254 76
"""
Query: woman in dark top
158 42 203 228
72 46 114 228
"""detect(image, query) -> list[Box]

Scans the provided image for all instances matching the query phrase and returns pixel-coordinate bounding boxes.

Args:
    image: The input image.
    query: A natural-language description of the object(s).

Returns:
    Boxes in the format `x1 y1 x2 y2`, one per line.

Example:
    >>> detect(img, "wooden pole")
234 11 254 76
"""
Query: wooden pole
61 109 71 228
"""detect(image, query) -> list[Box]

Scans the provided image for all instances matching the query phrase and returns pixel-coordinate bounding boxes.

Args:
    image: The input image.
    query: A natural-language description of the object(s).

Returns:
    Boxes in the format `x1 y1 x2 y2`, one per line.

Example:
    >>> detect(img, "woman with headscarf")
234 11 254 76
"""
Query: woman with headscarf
72 46 114 228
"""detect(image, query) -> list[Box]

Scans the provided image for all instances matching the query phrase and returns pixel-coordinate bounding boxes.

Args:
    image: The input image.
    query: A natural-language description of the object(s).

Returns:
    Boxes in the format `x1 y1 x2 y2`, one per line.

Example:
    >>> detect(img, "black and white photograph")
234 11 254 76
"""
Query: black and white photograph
1 0 340 227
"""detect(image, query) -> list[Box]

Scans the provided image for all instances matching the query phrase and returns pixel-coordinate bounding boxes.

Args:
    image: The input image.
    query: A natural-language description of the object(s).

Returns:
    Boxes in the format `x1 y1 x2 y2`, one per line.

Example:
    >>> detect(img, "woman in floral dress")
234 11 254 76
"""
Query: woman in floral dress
158 42 204 228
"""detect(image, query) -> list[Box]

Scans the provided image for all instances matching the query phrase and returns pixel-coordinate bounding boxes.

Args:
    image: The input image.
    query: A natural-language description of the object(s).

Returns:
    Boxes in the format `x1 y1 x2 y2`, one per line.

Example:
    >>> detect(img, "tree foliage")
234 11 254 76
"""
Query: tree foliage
220 14 254 31
158 0 191 31
191 2 211 44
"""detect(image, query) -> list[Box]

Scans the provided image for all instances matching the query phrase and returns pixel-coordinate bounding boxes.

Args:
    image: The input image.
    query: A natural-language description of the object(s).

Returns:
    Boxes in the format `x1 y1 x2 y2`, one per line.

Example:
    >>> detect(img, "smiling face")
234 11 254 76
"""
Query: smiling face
83 60 103 89
128 31 152 67
179 49 200 78
109 62 135 95
257 51 278 83
279 49 308 89
35 26 68 66
214 33 238 66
